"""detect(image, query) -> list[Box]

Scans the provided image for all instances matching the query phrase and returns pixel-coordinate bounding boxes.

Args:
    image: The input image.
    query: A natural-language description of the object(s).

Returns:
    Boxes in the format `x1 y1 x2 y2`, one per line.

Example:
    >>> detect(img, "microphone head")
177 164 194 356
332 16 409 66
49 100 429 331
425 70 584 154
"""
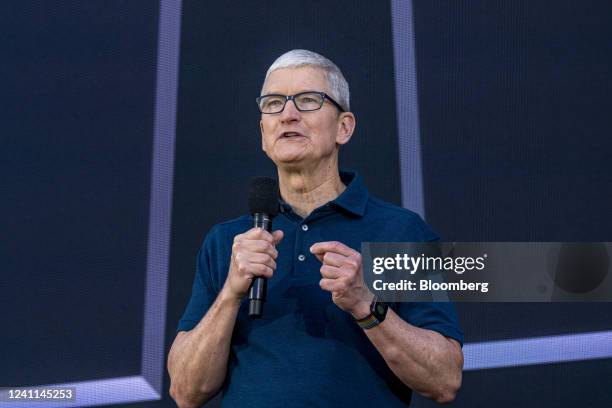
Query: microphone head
248 177 279 216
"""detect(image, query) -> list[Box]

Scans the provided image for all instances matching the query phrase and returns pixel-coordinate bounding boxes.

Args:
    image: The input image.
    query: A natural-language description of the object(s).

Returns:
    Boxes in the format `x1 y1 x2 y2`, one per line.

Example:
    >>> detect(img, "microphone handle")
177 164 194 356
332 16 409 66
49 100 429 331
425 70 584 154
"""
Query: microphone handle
249 213 272 317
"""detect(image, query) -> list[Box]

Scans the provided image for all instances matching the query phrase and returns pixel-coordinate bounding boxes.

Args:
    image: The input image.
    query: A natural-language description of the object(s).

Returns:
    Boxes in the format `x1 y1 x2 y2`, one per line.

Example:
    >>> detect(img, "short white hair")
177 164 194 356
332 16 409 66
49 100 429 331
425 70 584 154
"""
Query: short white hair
261 49 350 112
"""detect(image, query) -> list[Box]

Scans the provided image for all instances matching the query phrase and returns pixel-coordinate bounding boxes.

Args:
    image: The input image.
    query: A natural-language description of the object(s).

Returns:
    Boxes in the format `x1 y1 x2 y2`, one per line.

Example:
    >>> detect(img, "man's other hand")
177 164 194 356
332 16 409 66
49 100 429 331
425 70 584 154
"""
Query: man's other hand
310 241 374 319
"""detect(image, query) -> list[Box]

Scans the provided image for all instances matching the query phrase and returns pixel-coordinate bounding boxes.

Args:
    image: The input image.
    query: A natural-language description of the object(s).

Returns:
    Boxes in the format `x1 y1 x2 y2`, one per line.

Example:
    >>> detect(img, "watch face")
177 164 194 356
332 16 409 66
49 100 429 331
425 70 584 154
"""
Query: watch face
372 301 388 321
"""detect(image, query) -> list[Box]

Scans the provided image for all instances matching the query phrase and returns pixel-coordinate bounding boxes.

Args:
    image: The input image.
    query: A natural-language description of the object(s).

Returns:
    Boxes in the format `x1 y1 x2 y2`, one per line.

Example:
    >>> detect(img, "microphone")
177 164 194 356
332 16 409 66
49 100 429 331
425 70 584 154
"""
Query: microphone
248 177 279 318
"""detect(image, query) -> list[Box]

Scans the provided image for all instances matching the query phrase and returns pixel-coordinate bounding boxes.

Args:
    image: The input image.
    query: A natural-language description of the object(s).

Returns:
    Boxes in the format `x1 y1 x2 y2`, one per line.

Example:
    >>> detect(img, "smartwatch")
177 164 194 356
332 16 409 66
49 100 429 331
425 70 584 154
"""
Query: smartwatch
355 297 388 330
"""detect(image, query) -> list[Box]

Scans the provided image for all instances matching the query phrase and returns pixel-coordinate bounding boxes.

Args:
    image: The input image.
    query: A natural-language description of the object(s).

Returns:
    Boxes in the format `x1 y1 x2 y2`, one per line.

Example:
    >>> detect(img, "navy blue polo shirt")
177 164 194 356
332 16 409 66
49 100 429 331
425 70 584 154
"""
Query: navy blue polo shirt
178 171 463 407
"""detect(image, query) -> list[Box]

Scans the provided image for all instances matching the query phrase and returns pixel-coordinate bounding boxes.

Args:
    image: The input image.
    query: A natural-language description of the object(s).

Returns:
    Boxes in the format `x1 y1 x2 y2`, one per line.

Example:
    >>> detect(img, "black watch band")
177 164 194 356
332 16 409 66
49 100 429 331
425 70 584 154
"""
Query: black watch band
355 297 388 329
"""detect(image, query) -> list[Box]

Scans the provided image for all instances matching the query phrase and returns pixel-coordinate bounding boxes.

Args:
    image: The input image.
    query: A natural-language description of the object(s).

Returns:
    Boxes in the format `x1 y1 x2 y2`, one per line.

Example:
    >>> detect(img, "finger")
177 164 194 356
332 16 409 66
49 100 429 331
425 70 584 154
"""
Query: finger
319 278 342 292
242 240 278 258
251 263 274 279
322 252 346 267
272 229 284 245
249 252 277 270
310 241 354 258
235 255 274 278
244 227 274 243
320 264 343 279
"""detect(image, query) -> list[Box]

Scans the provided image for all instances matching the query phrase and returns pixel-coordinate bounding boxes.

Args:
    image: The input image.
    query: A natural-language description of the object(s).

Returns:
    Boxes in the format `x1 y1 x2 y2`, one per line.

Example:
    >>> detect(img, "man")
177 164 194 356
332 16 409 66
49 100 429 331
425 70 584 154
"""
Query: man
168 49 463 408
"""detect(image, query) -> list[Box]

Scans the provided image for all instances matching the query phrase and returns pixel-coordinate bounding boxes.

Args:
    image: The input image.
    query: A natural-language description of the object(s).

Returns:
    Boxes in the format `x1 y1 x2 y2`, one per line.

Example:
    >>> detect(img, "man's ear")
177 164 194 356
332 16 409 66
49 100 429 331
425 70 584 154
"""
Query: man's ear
335 112 356 146
260 120 266 152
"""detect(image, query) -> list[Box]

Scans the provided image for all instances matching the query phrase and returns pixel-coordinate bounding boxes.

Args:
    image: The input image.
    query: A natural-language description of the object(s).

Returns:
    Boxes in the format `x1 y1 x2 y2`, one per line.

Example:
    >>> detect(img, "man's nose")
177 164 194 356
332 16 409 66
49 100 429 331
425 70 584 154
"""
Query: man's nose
279 98 301 123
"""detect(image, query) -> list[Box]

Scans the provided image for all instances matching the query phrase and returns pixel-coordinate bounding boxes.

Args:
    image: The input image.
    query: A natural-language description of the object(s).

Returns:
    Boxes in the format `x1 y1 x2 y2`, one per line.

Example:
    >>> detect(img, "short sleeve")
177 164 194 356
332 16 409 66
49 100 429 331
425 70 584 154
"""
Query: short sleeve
397 216 462 345
176 233 219 333
412 212 440 242
395 302 464 347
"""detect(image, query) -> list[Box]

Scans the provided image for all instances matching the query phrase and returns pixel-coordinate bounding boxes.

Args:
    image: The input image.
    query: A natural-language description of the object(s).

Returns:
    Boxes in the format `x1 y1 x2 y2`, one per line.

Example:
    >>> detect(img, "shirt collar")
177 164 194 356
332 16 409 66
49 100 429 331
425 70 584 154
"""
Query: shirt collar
278 170 368 217
331 170 369 216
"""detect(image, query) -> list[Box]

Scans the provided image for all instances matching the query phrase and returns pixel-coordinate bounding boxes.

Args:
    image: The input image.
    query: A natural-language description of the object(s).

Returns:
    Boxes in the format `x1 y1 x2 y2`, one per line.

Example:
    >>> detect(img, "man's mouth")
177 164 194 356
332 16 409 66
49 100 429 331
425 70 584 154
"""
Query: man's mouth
280 132 305 139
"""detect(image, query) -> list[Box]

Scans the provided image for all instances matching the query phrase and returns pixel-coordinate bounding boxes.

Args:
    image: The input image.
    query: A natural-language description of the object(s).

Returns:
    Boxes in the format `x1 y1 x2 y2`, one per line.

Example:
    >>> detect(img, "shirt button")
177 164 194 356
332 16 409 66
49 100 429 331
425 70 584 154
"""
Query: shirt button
298 254 306 261
301 224 309 231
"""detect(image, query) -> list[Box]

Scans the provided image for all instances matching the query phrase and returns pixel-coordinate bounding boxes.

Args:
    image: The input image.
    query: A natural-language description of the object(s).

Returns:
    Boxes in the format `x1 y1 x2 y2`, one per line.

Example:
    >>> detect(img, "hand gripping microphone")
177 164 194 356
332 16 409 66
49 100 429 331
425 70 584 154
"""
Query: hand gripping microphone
248 177 279 318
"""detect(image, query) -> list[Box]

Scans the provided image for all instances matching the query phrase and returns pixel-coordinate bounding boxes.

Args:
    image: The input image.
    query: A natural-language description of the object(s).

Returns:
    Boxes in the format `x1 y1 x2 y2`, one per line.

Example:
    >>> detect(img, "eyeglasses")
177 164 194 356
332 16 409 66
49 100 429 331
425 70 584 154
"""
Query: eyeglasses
256 91 345 114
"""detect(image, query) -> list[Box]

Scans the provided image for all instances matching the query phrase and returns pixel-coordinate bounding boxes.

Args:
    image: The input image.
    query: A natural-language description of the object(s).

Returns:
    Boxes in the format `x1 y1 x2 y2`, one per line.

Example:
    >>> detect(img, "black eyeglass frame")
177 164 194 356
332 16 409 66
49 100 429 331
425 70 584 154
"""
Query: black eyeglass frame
255 91 345 114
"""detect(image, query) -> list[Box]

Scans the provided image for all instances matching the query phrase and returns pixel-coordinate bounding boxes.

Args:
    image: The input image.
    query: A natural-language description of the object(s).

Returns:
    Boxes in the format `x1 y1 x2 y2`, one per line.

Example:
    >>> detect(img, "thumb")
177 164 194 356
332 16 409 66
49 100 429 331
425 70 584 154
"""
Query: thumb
313 251 326 263
272 229 284 245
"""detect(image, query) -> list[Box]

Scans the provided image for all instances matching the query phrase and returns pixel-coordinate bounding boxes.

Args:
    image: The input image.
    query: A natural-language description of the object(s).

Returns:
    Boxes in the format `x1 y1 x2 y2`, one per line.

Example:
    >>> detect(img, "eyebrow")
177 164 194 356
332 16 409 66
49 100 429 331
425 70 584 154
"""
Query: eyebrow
260 89 320 96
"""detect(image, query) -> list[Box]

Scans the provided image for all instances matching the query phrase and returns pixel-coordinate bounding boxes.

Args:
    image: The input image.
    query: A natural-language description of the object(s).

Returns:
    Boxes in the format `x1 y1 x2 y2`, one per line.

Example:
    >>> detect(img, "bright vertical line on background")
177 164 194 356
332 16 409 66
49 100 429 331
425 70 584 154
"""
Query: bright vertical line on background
143 0 182 395
1 1 183 406
390 0 426 219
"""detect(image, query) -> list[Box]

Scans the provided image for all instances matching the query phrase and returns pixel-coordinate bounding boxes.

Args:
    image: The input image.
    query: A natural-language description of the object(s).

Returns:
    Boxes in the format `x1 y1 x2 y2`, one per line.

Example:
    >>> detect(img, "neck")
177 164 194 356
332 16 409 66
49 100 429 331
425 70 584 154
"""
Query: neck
277 164 346 218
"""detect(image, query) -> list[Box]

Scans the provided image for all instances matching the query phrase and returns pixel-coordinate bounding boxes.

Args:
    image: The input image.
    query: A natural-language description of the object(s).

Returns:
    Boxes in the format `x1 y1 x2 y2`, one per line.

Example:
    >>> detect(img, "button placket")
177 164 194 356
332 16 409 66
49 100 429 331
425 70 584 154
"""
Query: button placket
293 220 307 276
297 224 308 263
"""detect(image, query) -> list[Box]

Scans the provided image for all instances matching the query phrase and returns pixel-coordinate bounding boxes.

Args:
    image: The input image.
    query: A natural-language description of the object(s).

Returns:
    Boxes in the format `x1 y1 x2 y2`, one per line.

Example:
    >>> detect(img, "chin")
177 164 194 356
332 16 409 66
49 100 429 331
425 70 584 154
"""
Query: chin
276 157 307 167
272 148 310 164
272 155 310 170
